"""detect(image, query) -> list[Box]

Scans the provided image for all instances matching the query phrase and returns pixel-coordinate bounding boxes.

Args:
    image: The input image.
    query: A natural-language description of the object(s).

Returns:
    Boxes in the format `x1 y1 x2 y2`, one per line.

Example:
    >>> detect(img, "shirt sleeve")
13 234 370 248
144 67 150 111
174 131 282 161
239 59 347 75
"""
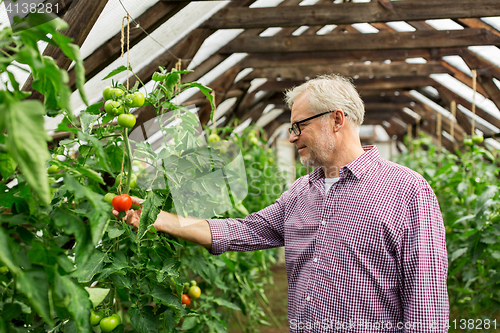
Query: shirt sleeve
206 193 287 255
399 187 449 332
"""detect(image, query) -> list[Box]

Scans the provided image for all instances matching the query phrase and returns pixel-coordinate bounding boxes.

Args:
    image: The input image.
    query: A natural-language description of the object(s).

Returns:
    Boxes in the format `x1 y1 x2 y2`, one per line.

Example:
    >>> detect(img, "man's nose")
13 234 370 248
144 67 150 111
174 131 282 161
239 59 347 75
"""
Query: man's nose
289 130 298 144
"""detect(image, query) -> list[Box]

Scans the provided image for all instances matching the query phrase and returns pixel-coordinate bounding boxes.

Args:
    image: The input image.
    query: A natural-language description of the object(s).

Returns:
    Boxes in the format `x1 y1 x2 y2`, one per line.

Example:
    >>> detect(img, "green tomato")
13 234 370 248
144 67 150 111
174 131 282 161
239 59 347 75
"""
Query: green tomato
104 100 124 116
111 314 122 325
90 310 104 326
0 266 8 274
190 280 197 287
118 114 136 128
472 134 484 143
208 133 220 143
249 136 259 145
183 282 190 292
103 86 113 100
463 138 473 146
114 172 137 188
47 164 60 174
109 87 124 99
125 92 145 107
104 193 116 205
100 316 120 332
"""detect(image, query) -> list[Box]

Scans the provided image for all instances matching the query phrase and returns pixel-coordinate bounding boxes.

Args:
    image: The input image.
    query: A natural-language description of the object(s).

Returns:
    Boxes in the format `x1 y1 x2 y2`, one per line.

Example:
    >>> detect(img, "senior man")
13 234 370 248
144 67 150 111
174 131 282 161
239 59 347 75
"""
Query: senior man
119 74 449 332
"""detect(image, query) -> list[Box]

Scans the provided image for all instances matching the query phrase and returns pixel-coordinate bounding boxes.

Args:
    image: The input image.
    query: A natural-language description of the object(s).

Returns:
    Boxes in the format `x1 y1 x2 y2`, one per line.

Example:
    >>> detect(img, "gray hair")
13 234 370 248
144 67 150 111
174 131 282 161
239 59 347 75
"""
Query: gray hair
284 74 365 129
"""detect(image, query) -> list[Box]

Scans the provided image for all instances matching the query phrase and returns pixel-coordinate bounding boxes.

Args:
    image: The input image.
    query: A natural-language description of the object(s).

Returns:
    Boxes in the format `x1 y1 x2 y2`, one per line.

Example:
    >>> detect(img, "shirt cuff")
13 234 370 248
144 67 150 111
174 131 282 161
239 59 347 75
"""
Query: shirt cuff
206 218 230 255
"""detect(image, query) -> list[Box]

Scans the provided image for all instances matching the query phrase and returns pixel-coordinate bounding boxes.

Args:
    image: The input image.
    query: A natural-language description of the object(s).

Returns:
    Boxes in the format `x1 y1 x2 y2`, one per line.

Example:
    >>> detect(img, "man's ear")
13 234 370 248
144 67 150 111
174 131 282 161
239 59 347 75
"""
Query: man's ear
333 109 345 132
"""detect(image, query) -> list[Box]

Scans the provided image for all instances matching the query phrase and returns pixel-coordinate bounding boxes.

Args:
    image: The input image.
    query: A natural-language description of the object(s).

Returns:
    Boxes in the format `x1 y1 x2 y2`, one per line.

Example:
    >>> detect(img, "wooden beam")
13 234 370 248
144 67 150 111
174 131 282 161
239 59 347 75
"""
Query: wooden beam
461 49 500 82
245 61 451 81
67 1 188 88
220 29 500 54
23 0 109 91
440 60 488 96
476 75 500 112
238 48 466 69
202 0 500 30
254 76 435 92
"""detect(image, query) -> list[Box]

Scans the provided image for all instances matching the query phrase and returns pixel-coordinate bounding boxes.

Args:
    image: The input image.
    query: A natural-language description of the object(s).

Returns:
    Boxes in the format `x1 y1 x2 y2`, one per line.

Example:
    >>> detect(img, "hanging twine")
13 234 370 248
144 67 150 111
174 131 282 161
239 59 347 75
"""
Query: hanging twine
471 69 477 135
450 100 456 141
416 118 420 138
117 14 131 194
437 113 442 148
407 124 412 142
121 14 131 90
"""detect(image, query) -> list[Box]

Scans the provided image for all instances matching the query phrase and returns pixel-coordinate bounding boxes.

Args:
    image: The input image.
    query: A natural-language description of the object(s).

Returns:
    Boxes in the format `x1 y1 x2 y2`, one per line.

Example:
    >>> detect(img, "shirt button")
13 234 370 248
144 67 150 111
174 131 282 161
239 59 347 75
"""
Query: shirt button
321 220 326 225
313 258 318 263
306 296 310 301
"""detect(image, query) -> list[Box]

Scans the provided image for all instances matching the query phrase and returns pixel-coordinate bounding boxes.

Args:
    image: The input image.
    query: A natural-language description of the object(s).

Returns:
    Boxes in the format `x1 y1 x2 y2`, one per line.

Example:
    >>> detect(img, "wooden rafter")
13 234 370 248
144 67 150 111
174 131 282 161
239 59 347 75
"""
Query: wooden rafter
220 29 500 54
244 61 452 81
202 0 500 30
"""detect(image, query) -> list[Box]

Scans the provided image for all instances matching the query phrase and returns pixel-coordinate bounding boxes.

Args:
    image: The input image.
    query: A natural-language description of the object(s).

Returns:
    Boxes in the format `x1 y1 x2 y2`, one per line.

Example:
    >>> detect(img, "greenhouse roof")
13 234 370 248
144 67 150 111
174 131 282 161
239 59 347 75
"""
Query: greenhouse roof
3 0 500 152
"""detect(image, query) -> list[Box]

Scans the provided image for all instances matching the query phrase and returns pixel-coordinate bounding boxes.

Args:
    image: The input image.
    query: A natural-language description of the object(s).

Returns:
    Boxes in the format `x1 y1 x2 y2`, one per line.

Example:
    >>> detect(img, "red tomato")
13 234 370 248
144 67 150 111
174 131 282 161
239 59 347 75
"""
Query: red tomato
112 194 132 212
182 294 191 305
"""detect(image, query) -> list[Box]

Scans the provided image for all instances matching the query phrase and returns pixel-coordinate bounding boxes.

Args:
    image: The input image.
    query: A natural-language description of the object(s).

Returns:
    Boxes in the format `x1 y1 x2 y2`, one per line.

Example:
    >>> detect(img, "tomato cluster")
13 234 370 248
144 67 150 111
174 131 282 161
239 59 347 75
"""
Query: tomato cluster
90 311 121 332
102 86 144 129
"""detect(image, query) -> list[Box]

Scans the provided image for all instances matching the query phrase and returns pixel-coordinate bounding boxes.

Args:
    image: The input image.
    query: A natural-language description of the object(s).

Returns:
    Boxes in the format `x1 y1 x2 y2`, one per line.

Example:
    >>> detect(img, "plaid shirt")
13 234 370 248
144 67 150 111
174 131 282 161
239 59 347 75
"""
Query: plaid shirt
208 146 449 332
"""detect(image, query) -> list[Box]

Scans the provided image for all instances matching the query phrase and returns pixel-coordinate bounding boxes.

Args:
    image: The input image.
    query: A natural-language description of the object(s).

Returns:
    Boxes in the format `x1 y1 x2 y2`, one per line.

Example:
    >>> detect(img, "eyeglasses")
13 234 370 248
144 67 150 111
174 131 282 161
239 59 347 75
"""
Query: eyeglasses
288 110 347 136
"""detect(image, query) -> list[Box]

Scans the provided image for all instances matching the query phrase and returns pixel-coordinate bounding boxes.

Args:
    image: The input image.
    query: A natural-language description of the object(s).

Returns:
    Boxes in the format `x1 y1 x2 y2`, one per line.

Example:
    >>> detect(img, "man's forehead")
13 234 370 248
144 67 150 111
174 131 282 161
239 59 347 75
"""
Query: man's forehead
290 92 311 123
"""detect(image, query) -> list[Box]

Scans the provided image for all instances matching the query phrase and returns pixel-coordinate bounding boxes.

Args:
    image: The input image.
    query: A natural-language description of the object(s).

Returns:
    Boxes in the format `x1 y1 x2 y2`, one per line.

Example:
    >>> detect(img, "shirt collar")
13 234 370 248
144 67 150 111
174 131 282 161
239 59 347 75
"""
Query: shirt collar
309 145 381 182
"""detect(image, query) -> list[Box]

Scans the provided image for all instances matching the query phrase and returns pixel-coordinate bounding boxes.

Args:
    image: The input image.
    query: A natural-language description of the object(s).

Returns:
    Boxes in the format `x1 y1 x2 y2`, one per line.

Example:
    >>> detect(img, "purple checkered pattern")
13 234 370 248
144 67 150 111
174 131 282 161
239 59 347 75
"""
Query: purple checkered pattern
207 146 449 332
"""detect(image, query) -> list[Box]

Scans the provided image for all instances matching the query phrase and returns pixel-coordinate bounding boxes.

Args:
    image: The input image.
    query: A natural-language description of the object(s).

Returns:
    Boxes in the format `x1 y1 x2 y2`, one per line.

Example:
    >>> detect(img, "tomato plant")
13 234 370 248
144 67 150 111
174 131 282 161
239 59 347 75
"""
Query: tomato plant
0 12 285 332
397 132 500 325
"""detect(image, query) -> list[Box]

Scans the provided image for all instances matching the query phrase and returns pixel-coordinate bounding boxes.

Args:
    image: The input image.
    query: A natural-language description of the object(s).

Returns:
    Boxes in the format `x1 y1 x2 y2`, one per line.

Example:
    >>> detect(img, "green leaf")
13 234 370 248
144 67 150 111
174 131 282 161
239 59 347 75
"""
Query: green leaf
138 191 163 241
16 268 53 326
102 65 131 80
52 208 94 267
475 185 497 217
129 306 159 333
0 149 17 180
107 226 125 238
179 82 214 122
76 250 107 283
150 285 182 310
213 298 241 311
4 100 51 205
181 316 198 330
450 248 468 262
84 287 110 308
54 273 92 333
78 132 114 175
64 175 110 245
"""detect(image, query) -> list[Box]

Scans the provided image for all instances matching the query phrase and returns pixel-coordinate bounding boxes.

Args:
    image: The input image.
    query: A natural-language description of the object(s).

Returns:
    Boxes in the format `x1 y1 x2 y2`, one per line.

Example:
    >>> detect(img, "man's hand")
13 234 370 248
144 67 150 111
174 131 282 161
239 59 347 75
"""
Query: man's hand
112 196 213 250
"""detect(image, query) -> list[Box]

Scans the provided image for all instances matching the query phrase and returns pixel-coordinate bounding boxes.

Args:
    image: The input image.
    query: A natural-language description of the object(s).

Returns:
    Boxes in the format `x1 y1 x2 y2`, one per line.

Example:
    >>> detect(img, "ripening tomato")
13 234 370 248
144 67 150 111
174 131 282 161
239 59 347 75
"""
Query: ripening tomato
125 92 145 107
188 286 201 299
99 315 120 332
112 194 132 212
90 310 104 326
117 114 136 128
182 294 191 305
